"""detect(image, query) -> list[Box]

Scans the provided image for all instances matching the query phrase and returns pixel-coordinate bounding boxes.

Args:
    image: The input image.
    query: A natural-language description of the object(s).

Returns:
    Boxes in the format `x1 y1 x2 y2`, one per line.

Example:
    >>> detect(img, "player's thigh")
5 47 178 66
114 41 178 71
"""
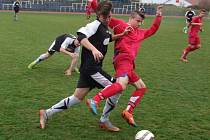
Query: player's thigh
14 7 19 13
132 79 146 89
188 35 199 46
196 37 201 48
47 40 56 53
74 88 90 100
90 70 114 88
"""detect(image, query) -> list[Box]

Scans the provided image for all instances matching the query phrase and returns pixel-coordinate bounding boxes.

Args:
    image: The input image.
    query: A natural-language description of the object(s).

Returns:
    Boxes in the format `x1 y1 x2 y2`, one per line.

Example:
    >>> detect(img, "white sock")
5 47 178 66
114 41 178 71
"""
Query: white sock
35 53 48 64
100 93 121 122
46 95 81 118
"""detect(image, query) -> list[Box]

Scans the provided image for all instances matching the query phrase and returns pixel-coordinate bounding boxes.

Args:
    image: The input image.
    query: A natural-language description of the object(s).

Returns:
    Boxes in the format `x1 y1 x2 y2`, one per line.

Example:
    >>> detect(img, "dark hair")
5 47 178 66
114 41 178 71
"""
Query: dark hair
130 10 145 19
96 0 112 18
200 9 206 13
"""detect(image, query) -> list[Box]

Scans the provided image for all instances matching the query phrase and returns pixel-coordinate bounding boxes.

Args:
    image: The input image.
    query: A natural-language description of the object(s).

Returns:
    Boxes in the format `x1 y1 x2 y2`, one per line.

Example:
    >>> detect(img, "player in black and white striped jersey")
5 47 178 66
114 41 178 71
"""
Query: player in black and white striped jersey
39 1 131 132
28 34 80 76
183 8 196 33
13 0 20 21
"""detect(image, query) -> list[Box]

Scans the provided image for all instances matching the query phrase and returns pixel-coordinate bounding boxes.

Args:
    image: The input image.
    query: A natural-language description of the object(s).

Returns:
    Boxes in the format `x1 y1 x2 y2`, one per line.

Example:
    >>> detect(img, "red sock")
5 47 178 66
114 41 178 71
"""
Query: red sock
93 83 123 103
126 88 147 114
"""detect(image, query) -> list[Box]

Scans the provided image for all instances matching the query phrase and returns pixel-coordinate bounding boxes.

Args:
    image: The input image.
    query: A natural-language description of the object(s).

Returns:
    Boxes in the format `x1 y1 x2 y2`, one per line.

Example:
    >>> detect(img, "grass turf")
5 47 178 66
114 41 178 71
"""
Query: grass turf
0 12 210 140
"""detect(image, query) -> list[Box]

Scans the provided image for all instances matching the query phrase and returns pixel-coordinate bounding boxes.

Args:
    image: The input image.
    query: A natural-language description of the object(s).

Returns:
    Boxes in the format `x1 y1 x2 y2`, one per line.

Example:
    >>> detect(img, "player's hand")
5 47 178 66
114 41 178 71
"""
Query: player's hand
92 48 103 62
64 69 72 76
123 26 133 35
69 53 75 58
72 53 79 58
156 5 163 16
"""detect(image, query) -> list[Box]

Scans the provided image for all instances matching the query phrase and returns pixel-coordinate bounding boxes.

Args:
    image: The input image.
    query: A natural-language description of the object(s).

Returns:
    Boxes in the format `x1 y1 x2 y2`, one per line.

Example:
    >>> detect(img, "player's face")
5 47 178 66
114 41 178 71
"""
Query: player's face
100 11 112 25
106 12 112 22
129 15 143 28
74 39 80 47
199 11 206 17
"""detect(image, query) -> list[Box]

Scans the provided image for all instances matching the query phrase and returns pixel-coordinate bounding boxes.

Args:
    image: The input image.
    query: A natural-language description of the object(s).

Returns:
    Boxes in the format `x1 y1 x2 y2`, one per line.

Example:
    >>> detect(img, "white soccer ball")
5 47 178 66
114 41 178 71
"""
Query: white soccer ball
135 130 155 140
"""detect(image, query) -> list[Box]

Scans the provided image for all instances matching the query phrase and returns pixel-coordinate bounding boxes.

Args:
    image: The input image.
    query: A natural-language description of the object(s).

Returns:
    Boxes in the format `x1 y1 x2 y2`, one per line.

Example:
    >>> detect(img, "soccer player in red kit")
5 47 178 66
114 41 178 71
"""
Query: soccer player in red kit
85 0 97 20
180 9 206 62
86 6 163 127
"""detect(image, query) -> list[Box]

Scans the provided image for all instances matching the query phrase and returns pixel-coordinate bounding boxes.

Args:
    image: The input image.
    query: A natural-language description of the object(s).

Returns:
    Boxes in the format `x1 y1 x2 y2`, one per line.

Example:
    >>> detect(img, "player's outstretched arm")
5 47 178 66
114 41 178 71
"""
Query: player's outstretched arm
143 5 163 39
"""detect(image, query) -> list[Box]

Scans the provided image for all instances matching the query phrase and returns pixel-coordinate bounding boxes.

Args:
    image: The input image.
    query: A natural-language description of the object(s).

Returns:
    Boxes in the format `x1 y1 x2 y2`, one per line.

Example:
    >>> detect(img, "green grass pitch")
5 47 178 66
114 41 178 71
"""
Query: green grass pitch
0 12 210 140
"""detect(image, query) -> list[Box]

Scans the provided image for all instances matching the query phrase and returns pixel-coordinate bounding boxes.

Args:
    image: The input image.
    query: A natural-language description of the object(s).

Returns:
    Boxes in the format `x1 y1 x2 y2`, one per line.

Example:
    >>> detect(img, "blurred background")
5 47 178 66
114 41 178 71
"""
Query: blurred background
0 0 209 16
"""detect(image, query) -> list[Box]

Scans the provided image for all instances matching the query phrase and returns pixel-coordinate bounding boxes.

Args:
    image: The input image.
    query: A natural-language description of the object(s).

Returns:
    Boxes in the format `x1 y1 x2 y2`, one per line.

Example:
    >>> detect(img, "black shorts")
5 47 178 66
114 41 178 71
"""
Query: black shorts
47 40 59 55
186 18 192 23
77 69 116 90
14 7 19 13
47 40 79 55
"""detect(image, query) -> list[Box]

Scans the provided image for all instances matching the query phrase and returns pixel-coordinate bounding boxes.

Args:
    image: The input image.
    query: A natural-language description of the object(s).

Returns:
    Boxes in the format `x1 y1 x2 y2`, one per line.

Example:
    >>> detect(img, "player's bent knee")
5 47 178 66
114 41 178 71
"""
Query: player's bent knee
74 94 85 101
197 45 201 48
119 83 127 90
134 79 146 89
74 89 90 100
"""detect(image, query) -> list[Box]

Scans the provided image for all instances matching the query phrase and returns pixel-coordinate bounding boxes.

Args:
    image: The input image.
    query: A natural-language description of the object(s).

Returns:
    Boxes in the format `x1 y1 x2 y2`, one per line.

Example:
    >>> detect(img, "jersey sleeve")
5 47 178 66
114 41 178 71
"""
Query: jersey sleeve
77 20 100 41
142 15 162 39
109 18 127 34
192 11 196 16
61 37 74 49
185 11 188 17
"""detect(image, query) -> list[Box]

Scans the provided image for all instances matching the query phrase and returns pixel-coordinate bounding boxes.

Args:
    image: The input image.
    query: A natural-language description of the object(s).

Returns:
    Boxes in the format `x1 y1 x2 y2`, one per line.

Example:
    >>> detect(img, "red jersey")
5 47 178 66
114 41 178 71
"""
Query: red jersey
91 0 97 11
109 16 162 61
87 0 97 11
189 16 202 36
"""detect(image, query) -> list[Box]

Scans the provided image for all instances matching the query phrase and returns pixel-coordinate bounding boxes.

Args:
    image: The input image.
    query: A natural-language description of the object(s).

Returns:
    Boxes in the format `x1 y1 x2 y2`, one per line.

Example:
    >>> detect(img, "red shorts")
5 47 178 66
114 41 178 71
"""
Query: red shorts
86 5 91 15
188 35 200 45
114 57 140 84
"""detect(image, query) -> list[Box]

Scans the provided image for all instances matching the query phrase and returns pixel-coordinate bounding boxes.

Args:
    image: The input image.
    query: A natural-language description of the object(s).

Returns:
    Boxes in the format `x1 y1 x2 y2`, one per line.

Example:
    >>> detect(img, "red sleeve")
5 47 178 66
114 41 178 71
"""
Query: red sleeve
109 18 127 34
142 15 162 39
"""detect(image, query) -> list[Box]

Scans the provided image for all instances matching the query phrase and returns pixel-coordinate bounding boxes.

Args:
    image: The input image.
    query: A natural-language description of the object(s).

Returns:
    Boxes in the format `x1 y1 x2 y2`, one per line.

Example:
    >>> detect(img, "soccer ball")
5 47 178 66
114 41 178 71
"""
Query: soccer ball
135 130 155 140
